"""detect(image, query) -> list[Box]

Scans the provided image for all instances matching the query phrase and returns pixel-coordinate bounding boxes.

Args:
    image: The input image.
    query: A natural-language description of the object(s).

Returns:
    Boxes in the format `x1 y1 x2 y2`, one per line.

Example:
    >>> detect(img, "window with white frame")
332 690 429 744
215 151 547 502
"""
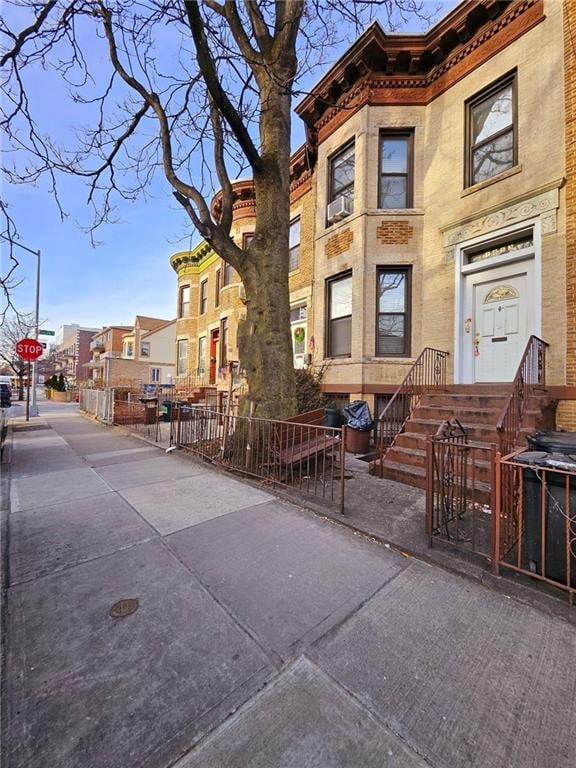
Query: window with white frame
151 367 161 383
290 304 307 368
140 341 150 358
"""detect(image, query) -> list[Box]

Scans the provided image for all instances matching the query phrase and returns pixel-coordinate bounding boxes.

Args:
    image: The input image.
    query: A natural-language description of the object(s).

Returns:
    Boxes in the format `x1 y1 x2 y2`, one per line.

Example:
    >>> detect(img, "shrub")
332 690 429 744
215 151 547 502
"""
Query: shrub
294 365 329 414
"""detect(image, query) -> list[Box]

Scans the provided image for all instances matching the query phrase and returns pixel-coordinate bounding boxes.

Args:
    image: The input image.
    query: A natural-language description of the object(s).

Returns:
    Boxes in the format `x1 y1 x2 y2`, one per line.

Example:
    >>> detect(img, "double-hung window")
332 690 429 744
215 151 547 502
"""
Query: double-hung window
220 317 229 368
222 260 234 286
289 218 301 272
376 267 411 357
466 71 516 187
179 285 190 318
326 272 352 357
177 339 188 376
197 336 206 374
379 131 413 208
199 279 208 315
329 143 355 205
215 269 221 308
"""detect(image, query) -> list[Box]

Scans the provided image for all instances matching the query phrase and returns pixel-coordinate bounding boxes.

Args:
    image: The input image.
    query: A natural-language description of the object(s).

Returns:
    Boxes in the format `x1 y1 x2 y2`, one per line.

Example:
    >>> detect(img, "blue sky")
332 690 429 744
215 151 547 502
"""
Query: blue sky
3 1 454 335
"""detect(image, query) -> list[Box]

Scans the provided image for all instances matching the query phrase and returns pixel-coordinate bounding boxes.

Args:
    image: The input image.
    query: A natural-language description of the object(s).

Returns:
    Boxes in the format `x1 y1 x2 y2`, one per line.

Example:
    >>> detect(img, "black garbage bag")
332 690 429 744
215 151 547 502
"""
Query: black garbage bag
342 400 373 431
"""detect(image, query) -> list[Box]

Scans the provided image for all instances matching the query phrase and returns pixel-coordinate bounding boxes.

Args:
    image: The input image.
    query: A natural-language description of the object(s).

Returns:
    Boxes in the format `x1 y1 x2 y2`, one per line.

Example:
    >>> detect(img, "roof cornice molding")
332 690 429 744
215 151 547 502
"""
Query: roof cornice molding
296 0 543 140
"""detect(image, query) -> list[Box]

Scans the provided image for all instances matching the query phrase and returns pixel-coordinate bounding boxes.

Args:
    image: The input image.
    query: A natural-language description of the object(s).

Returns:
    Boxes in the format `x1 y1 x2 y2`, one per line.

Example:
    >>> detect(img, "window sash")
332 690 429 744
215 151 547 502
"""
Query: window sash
179 285 190 318
197 337 206 373
376 268 411 357
327 273 352 357
215 269 221 307
177 340 188 375
329 143 355 203
379 132 413 208
289 218 300 271
200 280 208 314
222 262 233 286
466 73 516 187
220 318 228 368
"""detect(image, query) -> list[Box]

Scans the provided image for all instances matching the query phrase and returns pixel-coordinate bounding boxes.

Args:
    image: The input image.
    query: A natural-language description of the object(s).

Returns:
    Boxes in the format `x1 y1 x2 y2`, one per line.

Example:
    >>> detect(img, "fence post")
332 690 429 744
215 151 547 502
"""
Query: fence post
425 436 433 545
492 450 502 575
339 426 346 515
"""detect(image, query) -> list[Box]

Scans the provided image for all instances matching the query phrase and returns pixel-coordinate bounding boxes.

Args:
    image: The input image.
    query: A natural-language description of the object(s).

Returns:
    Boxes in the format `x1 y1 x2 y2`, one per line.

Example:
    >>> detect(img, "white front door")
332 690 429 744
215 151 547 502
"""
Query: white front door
474 273 527 382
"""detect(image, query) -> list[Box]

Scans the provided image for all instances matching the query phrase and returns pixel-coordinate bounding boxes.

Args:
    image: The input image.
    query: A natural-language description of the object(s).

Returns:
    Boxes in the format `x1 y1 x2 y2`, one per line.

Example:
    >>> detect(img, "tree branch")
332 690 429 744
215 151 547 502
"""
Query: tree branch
183 0 262 171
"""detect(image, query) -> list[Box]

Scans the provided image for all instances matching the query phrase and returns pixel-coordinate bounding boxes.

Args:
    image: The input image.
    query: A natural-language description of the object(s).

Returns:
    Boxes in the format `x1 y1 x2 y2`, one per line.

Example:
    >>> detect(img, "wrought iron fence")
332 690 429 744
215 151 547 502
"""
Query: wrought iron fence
378 347 449 476
171 403 346 513
496 335 548 455
426 419 496 559
494 451 576 603
112 396 161 441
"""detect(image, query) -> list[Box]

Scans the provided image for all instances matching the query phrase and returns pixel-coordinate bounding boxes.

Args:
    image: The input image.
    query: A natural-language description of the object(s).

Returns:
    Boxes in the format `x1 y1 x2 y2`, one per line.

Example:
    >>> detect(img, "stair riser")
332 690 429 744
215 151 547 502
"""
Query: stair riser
421 394 508 409
385 449 494 483
417 407 500 425
408 422 498 443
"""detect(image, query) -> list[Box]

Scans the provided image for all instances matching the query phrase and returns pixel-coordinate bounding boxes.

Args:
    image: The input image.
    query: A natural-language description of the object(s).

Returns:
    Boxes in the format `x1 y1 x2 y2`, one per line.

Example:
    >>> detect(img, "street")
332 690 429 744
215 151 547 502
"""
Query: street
2 401 575 768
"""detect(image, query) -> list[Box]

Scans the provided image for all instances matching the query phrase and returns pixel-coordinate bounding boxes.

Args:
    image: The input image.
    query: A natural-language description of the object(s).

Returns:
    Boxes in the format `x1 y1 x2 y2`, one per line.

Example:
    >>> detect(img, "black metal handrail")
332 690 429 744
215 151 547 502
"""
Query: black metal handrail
495 335 548 456
378 347 449 475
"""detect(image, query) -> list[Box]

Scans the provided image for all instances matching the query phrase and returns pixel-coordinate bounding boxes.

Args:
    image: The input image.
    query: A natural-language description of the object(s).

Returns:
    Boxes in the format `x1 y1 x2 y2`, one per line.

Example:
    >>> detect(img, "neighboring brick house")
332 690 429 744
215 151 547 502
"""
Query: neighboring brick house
171 154 313 395
87 318 176 389
55 325 101 384
170 0 574 423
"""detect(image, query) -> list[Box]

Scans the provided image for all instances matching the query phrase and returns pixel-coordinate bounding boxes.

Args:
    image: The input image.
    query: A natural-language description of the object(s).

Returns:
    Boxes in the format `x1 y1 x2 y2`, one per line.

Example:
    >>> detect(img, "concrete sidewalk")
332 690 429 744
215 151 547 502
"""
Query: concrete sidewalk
1 401 575 768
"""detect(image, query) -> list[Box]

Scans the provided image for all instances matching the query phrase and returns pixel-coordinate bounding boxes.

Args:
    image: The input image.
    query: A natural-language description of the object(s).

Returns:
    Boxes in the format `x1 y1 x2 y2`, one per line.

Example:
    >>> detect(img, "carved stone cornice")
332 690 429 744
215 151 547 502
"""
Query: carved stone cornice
296 0 544 145
170 242 214 273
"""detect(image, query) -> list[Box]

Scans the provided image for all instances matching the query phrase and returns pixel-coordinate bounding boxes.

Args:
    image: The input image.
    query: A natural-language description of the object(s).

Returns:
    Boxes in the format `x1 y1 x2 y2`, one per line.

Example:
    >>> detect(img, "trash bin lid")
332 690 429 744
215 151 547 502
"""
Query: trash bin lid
527 431 576 454
515 451 549 466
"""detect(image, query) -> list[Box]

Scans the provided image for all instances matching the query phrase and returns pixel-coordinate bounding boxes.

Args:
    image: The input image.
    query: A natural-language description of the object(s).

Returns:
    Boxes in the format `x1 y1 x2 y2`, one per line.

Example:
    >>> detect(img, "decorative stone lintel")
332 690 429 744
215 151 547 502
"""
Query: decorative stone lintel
442 186 561 259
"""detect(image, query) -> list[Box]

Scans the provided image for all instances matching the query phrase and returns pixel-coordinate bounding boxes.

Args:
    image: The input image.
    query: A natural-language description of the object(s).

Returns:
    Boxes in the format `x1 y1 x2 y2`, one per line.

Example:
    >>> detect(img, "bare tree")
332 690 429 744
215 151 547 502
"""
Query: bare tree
0 312 36 400
1 0 433 418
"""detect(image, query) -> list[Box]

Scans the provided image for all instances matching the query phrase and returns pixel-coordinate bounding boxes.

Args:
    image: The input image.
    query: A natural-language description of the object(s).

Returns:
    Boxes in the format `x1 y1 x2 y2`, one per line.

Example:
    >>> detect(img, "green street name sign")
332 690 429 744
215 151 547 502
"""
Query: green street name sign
39 330 55 336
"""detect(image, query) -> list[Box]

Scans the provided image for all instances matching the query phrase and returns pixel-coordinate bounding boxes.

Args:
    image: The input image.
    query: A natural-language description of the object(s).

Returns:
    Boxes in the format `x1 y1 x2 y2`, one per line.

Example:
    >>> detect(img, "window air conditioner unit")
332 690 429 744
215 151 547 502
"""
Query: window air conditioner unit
327 195 352 223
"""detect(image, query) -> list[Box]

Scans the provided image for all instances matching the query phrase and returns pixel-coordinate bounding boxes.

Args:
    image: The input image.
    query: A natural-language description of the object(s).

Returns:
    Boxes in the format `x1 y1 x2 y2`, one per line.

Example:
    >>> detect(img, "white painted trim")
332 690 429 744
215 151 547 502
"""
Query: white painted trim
454 218 542 383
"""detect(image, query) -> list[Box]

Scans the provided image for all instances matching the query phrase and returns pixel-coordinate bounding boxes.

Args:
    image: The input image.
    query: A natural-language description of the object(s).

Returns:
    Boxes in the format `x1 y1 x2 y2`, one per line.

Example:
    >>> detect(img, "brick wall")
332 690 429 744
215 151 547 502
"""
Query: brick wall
559 0 576 428
376 221 414 246
325 228 354 258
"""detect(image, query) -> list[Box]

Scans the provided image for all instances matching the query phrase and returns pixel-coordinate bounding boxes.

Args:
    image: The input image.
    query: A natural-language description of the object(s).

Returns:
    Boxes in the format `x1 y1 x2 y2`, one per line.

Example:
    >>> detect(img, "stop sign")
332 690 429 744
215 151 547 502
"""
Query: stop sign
16 338 44 361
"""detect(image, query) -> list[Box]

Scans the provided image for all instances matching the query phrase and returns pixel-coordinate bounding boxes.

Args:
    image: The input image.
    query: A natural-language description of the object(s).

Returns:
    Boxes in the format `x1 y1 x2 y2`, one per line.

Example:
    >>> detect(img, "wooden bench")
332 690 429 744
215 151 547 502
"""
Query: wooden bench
272 408 340 470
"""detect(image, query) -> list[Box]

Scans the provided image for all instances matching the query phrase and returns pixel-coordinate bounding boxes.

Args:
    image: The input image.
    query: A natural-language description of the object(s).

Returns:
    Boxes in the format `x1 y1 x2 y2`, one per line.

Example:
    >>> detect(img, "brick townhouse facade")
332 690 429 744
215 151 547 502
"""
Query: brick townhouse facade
170 0 575 425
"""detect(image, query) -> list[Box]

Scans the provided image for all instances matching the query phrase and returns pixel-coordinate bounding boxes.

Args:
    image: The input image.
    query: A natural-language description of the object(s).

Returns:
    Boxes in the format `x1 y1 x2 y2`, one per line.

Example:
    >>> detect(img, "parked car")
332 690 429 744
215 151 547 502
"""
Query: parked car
0 383 12 409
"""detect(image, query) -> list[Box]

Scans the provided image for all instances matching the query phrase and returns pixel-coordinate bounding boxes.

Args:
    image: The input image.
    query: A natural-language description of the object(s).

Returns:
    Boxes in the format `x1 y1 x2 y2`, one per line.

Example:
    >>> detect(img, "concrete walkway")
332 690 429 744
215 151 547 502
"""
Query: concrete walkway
1 401 575 768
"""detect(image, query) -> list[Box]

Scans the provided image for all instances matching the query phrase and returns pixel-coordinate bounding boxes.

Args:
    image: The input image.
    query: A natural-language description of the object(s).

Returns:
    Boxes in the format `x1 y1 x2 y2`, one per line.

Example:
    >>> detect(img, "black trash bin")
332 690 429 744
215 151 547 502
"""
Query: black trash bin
162 399 172 423
517 431 576 587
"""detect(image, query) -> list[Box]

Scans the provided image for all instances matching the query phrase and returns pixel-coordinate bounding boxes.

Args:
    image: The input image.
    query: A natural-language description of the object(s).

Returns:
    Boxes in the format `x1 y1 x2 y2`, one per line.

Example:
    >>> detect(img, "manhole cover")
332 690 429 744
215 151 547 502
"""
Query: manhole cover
109 598 139 619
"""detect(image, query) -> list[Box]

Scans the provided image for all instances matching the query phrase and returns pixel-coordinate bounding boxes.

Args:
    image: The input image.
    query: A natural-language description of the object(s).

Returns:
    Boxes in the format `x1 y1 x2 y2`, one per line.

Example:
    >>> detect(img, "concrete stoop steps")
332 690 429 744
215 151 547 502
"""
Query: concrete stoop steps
374 385 556 493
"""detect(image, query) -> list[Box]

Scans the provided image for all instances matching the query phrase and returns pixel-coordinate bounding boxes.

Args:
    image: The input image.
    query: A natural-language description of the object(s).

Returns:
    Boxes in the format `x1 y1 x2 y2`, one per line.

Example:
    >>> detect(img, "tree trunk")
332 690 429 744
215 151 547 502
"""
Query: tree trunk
18 374 24 401
235 82 297 420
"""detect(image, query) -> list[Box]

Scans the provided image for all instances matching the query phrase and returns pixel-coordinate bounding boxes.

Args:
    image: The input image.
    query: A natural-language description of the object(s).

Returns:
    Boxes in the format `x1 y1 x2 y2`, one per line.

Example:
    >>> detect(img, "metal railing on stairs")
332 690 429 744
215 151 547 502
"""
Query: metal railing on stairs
495 335 548 456
377 347 449 477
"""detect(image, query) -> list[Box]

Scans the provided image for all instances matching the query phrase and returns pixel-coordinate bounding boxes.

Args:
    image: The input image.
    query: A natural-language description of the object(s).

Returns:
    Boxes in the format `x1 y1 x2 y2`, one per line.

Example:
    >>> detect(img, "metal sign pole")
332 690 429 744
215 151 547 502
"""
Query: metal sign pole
25 361 31 422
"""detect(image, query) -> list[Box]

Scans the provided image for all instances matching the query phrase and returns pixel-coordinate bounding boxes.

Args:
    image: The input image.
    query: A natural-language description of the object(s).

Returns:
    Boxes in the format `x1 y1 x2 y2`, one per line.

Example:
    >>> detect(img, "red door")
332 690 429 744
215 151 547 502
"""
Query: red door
209 329 219 384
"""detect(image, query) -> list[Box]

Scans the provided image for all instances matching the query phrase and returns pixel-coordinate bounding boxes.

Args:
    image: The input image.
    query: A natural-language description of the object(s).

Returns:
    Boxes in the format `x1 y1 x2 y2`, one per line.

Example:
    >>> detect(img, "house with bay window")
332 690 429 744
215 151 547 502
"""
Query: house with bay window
170 0 576 485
